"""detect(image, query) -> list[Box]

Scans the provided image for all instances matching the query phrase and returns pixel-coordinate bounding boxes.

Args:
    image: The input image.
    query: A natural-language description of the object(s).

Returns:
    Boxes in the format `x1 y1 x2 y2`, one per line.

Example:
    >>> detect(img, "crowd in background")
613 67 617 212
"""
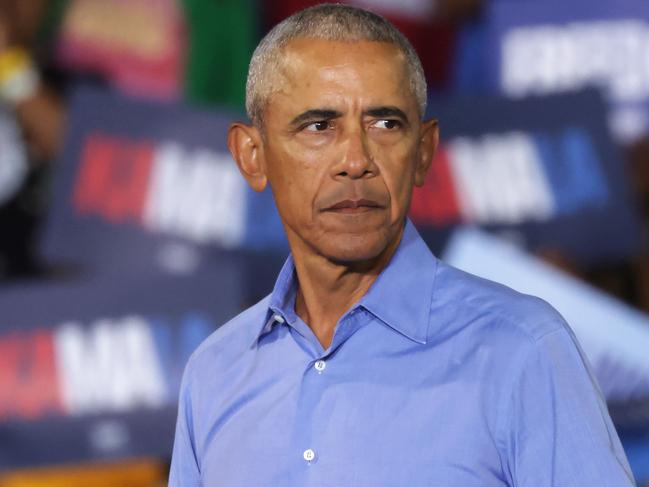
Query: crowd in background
2 0 648 311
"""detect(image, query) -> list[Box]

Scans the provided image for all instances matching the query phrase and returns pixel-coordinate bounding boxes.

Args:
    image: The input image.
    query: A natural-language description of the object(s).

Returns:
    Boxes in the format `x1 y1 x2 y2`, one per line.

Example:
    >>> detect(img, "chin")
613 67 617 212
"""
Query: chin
317 230 392 265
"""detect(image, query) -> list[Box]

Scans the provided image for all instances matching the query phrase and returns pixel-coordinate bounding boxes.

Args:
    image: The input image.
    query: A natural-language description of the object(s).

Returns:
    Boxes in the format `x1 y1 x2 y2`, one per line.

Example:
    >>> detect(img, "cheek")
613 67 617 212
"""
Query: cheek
377 149 418 216
266 147 331 221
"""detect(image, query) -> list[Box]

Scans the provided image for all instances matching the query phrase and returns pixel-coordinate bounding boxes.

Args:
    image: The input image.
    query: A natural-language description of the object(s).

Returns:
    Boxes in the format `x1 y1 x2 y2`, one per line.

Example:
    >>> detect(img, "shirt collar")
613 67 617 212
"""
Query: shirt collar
358 220 437 344
258 219 437 345
254 254 299 342
268 253 299 324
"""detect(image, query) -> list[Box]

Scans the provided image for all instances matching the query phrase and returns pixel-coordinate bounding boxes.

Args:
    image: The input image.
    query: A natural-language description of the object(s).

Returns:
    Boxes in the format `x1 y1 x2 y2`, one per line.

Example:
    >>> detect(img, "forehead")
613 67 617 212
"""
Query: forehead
267 38 414 115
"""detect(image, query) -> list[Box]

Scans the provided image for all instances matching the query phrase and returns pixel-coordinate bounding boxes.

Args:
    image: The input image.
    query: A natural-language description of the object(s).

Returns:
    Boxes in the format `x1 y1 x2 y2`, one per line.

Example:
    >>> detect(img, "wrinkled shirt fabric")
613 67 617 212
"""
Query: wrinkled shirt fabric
169 221 634 486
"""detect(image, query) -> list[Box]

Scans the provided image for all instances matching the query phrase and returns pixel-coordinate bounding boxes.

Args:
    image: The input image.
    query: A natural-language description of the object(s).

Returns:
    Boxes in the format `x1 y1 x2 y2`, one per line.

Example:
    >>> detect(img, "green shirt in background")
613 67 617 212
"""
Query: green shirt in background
42 0 257 111
181 0 257 111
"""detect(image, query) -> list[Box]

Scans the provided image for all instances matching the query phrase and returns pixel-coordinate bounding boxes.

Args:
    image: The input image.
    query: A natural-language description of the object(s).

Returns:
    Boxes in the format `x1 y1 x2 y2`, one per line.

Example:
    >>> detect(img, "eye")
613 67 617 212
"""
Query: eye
304 121 331 132
372 119 401 130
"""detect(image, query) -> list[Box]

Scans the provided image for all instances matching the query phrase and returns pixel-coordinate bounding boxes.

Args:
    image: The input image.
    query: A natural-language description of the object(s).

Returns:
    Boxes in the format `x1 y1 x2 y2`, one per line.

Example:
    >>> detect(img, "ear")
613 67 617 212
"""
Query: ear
227 122 267 192
414 118 439 187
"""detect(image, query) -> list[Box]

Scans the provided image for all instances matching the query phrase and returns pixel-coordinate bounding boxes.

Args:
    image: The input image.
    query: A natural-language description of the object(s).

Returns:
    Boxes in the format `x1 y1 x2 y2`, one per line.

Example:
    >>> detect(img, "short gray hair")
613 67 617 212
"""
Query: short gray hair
246 3 427 126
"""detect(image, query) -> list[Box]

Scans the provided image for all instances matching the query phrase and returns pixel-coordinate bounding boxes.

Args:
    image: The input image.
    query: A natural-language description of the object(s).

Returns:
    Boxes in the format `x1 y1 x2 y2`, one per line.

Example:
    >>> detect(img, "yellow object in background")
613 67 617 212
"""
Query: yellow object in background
0 47 40 104
0 459 167 487
0 48 31 84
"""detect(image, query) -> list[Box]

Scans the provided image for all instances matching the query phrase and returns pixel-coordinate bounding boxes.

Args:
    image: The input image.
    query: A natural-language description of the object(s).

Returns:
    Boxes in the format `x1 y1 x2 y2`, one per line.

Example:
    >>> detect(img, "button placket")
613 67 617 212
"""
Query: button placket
296 313 353 472
296 358 327 470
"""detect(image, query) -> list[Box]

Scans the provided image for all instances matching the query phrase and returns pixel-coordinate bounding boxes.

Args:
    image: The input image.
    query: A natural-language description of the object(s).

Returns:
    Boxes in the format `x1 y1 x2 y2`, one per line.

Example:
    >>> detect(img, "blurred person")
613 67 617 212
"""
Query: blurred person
53 0 256 108
0 0 66 163
0 0 66 277
169 4 634 486
0 0 257 278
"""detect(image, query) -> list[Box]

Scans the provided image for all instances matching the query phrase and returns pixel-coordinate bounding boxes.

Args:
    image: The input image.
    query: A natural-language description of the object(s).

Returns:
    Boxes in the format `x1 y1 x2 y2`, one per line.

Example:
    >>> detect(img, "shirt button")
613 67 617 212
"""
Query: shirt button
303 448 316 463
273 314 285 324
314 360 326 373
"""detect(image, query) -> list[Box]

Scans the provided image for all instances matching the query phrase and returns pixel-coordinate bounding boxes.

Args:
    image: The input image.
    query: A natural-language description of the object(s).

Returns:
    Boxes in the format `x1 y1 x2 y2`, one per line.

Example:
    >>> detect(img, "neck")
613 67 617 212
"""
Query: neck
289 229 403 349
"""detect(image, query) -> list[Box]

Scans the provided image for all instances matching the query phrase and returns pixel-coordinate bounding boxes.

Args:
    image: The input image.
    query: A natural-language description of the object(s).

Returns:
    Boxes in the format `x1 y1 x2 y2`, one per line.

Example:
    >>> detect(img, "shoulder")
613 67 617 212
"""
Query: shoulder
182 295 271 381
431 259 569 343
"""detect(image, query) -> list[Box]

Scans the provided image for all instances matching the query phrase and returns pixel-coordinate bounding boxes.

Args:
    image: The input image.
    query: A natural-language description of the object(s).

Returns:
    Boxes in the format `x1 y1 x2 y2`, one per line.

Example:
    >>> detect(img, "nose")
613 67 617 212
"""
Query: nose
331 129 377 180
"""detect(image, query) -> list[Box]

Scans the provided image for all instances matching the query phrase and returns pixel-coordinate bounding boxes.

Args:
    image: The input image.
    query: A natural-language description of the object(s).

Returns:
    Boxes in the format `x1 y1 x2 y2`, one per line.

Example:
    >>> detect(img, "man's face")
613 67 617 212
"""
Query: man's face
255 39 437 263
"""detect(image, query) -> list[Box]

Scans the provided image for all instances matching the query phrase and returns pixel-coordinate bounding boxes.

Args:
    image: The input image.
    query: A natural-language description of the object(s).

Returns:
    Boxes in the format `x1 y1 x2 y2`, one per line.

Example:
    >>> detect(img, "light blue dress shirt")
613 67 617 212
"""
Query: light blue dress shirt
169 221 635 486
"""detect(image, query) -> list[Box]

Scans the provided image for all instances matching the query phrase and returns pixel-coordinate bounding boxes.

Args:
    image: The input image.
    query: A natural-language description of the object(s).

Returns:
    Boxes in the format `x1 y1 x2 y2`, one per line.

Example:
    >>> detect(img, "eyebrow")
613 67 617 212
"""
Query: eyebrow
290 109 342 127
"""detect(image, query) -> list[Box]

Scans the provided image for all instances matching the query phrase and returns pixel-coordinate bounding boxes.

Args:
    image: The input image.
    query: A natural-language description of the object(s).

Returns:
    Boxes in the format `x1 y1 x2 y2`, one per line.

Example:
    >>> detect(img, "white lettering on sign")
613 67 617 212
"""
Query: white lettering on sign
144 142 246 247
502 20 649 102
448 132 555 224
53 316 167 414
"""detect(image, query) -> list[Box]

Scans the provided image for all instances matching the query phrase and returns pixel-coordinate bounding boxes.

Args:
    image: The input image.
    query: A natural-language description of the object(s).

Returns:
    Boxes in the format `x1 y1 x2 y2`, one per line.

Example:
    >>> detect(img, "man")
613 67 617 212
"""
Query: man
169 4 635 486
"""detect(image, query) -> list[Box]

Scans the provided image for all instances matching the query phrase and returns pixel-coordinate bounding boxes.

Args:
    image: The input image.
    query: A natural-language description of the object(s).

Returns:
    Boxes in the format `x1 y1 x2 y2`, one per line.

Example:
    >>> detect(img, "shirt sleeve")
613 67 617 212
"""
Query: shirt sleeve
168 368 202 487
502 326 636 486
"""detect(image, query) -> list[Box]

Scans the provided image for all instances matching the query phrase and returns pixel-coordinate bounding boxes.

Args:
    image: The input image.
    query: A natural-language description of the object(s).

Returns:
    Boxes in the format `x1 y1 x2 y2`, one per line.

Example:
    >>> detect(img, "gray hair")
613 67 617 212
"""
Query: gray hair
246 3 427 126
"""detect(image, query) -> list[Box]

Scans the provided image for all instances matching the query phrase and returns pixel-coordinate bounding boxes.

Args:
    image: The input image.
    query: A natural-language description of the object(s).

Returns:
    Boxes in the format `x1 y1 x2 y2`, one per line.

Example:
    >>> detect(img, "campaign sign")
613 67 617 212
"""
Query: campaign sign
0 259 244 469
41 87 286 277
411 89 641 264
486 0 649 142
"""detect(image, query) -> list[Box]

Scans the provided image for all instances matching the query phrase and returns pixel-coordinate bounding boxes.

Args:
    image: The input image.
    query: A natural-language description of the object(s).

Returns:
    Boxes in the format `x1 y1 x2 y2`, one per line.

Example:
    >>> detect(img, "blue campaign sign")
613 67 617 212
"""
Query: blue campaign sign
411 89 642 264
41 86 286 277
0 259 244 469
486 0 649 141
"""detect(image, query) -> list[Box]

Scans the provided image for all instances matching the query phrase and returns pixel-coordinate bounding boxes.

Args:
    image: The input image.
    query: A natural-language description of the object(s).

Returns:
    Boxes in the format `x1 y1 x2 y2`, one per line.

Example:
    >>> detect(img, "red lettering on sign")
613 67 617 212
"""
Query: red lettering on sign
0 334 20 419
410 147 462 226
0 331 64 420
73 133 155 223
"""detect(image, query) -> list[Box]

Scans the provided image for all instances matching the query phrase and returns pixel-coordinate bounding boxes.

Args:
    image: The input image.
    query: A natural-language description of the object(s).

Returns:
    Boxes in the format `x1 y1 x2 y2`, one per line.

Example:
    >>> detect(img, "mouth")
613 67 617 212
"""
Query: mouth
323 199 384 214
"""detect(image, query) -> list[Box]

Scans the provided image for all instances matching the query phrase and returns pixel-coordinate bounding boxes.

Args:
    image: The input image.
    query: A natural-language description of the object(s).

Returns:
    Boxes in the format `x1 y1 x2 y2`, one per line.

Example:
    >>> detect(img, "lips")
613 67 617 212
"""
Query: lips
323 199 383 212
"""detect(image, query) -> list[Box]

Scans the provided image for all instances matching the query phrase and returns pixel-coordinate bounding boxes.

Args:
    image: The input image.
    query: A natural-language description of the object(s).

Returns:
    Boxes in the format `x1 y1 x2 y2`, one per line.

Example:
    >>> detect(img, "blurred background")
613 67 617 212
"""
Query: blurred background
1 0 649 485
